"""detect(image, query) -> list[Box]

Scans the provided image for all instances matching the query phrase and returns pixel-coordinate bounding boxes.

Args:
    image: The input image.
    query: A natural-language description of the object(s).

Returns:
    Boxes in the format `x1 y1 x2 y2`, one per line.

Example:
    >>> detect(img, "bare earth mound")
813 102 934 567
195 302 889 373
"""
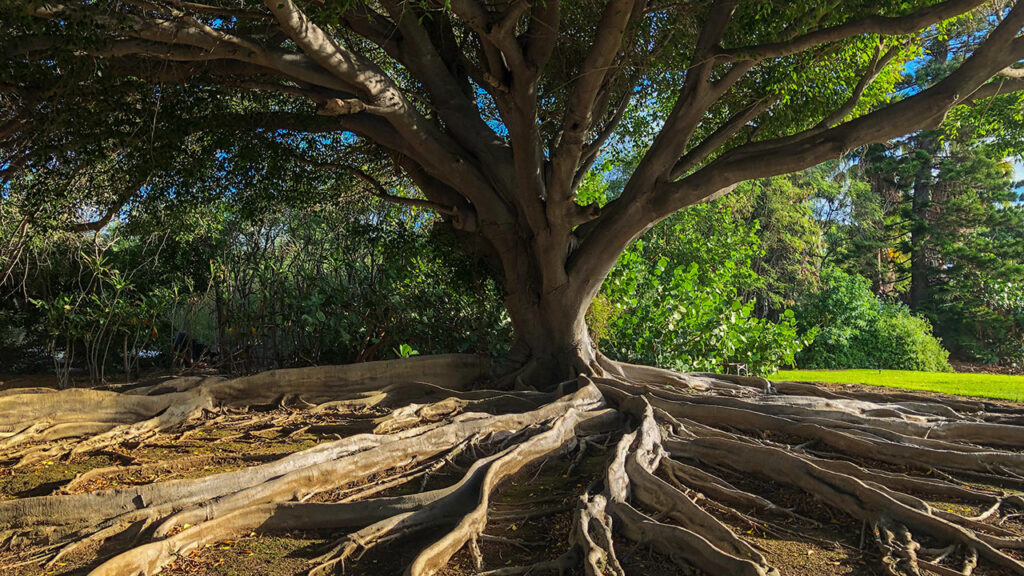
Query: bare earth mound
2 355 1023 576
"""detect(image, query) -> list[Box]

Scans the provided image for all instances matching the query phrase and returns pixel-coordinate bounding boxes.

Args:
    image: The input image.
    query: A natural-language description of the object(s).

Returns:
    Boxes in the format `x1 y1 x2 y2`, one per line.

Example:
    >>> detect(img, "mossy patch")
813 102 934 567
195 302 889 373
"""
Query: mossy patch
160 533 323 576
0 454 114 499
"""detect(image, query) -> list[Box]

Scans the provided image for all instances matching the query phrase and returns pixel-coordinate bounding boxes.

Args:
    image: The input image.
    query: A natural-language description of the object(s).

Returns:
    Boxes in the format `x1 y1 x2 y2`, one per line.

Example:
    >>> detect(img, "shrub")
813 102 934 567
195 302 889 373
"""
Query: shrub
796 267 951 371
597 205 813 376
931 278 1024 368
2 199 511 381
866 304 951 372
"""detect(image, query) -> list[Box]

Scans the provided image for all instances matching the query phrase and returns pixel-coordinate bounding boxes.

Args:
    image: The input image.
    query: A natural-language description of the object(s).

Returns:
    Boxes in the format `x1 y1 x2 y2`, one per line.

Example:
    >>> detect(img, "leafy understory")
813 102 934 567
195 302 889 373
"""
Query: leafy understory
2 355 1024 576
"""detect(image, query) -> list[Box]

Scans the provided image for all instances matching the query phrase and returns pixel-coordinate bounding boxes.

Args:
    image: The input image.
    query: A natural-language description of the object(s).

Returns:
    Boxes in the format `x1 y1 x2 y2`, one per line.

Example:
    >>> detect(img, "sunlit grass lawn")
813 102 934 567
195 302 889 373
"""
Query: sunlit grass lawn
772 369 1024 402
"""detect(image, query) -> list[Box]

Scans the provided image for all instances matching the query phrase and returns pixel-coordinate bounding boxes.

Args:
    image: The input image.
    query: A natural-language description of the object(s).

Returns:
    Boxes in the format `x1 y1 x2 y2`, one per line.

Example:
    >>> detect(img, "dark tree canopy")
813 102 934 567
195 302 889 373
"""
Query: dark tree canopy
3 0 1024 379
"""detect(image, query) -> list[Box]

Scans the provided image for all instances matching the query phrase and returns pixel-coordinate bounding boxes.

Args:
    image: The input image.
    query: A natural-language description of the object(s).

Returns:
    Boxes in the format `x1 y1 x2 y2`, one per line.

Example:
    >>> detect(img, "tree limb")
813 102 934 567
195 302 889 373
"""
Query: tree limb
548 0 637 207
376 0 510 183
570 1 1024 306
621 0 743 201
572 92 634 192
964 76 1024 102
996 65 1024 79
717 0 990 62
670 96 775 180
340 165 456 217
71 176 147 233
814 43 906 130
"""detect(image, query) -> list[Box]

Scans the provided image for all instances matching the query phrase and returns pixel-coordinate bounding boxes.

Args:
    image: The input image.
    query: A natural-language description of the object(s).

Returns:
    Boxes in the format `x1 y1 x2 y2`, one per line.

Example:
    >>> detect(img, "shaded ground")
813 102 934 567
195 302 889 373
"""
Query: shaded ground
2 411 907 576
3 401 1022 576
2 361 1023 576
0 369 188 392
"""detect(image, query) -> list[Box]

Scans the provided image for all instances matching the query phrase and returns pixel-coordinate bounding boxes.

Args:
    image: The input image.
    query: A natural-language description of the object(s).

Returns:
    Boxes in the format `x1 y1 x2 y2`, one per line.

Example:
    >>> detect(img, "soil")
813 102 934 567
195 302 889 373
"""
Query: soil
2 365 1023 576
79 447 883 576
0 367 218 393
0 372 68 391
951 362 1024 376
7 404 1018 576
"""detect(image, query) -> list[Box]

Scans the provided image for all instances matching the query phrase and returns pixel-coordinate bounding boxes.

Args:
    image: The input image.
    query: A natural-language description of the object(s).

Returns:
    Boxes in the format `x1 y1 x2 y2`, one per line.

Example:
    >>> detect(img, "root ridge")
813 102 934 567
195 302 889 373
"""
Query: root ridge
2 355 1023 576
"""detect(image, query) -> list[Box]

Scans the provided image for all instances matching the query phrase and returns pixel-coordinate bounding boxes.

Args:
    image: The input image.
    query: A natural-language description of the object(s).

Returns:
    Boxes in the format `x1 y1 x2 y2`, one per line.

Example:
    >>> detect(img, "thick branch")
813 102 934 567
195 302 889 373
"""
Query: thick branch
548 0 637 208
524 0 560 75
72 204 122 233
815 43 905 129
377 0 509 174
158 0 269 20
998 65 1024 78
966 76 1024 100
27 5 359 94
68 172 148 232
670 96 774 179
570 2 1024 308
573 92 633 192
346 166 456 216
444 0 528 75
717 0 989 61
263 0 403 106
263 0 509 222
626 0 743 194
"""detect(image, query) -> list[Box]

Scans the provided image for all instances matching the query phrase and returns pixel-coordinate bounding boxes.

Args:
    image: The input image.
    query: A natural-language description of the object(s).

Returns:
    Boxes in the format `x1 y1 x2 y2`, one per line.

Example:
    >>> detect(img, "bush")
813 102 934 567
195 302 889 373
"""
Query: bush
797 267 951 371
931 278 1024 368
1 199 510 381
596 204 813 376
194 205 509 372
793 267 877 369
867 304 951 372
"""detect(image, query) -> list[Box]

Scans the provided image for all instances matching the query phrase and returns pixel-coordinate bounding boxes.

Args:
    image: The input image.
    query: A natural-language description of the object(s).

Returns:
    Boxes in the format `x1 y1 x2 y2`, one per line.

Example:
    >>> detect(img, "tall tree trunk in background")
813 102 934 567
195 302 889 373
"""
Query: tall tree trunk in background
908 35 949 313
909 132 938 311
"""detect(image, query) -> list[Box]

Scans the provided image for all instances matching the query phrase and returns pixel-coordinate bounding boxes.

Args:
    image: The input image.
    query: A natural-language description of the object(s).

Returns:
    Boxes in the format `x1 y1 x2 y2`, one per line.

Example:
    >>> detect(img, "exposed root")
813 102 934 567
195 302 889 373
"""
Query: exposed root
0 355 491 465
2 355 1024 576
603 397 779 576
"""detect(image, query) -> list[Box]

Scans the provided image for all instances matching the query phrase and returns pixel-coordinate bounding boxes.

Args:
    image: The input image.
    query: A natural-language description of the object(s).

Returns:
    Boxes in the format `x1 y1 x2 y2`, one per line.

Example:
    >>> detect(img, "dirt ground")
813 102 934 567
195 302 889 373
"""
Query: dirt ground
2 421 905 576
951 362 1024 376
2 371 1022 576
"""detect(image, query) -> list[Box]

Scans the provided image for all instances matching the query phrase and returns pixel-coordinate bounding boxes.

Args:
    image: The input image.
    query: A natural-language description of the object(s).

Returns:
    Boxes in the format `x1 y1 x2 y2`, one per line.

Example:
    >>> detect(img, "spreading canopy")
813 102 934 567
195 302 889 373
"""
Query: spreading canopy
3 0 1023 375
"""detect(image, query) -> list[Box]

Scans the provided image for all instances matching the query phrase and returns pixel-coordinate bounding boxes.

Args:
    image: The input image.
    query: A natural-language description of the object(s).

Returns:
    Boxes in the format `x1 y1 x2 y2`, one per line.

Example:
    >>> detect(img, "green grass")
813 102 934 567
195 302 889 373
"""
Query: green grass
771 369 1024 402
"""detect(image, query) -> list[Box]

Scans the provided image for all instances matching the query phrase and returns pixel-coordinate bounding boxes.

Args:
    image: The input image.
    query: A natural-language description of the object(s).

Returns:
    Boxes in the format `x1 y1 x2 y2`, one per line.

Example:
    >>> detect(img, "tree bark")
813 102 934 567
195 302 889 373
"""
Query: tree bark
909 132 937 311
503 286 597 386
483 224 601 387
9 0 1024 389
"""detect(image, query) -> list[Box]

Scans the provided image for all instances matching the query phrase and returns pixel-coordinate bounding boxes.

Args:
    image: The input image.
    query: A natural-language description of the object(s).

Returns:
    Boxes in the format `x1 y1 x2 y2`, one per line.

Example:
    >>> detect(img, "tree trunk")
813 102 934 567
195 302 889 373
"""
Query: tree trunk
909 132 937 311
483 226 602 388
503 287 598 386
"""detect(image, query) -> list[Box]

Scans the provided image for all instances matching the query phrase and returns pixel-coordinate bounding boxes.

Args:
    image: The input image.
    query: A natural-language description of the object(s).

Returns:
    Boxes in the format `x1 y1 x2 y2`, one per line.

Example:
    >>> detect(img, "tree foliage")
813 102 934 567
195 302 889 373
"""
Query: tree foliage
796 266 951 371
0 193 509 383
596 204 811 375
3 0 1022 378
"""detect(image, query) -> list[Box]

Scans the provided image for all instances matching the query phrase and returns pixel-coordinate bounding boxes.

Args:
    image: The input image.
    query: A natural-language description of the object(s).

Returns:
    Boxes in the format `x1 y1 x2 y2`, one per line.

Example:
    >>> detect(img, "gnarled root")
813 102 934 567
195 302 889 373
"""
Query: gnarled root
2 355 1024 576
0 355 491 465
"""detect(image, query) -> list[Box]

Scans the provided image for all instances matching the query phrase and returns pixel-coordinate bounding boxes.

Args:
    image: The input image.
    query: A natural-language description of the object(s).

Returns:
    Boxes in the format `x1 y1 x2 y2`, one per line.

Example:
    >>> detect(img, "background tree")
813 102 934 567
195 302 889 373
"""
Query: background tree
723 173 826 317
595 201 811 375
862 133 1023 354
